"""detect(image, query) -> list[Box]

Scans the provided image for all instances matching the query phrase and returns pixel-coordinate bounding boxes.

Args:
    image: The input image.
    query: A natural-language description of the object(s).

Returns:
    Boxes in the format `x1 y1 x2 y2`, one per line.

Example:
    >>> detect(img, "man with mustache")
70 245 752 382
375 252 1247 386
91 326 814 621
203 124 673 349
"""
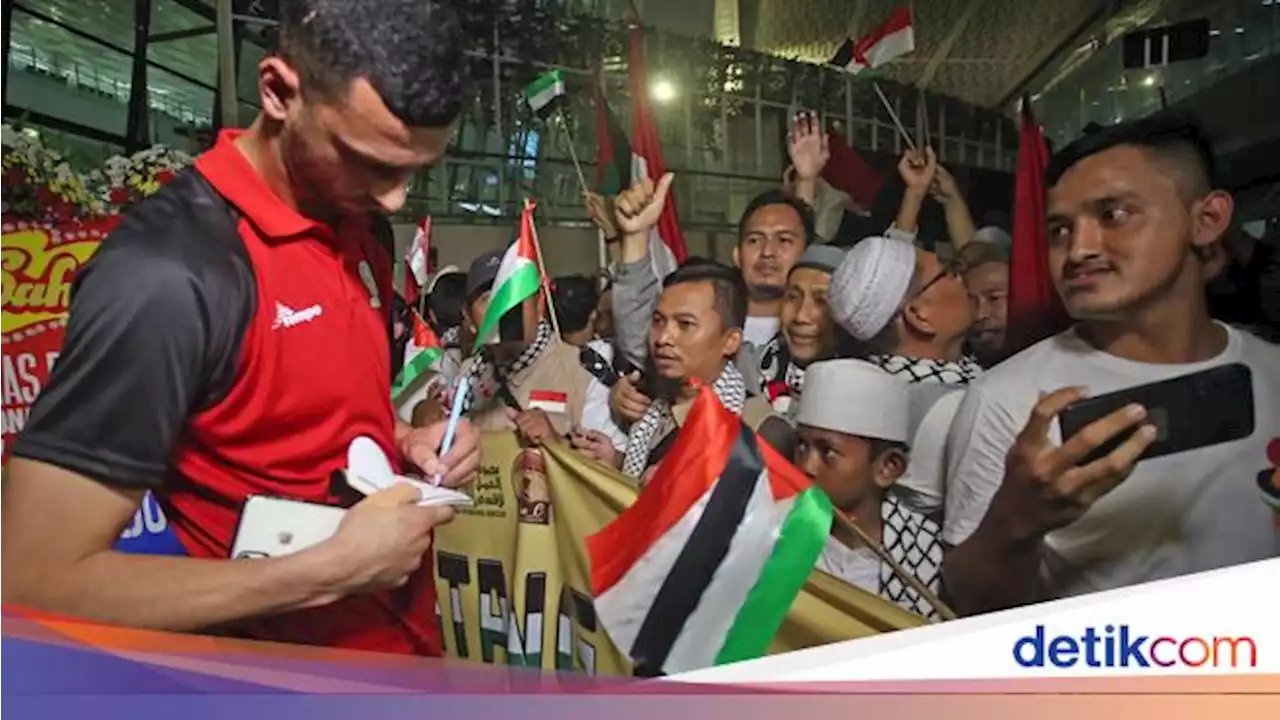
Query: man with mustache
601 176 788 480
607 182 814 427
942 114 1280 615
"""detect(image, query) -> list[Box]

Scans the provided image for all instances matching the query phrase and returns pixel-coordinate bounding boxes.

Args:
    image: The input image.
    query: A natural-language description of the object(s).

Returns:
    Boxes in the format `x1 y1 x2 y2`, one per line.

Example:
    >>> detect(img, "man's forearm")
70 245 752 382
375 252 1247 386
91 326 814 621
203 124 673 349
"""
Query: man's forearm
4 544 349 632
612 239 661 369
941 519 1043 616
895 188 928 233
944 198 977 250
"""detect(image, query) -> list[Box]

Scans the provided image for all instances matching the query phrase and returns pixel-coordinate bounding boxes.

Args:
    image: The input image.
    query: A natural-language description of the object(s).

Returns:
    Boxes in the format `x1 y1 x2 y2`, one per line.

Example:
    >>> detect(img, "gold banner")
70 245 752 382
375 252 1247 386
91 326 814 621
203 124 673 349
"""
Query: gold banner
433 433 925 676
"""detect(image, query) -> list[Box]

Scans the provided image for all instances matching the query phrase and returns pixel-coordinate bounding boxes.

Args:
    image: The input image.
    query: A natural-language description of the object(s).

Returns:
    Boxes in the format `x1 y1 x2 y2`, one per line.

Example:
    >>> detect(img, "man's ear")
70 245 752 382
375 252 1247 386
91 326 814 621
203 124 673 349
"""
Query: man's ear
732 244 742 270
722 327 744 359
258 57 303 122
1190 190 1234 252
898 296 931 337
871 447 907 490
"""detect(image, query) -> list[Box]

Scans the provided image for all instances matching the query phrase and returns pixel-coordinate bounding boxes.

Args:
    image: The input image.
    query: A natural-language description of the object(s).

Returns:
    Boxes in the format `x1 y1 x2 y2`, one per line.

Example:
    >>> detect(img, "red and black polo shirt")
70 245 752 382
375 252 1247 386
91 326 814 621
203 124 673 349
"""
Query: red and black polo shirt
13 130 441 656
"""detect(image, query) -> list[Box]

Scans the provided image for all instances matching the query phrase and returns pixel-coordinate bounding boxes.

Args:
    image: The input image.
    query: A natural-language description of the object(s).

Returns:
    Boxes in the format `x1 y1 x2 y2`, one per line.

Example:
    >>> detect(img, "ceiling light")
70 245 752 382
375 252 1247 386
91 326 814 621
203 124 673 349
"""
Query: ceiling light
651 78 677 104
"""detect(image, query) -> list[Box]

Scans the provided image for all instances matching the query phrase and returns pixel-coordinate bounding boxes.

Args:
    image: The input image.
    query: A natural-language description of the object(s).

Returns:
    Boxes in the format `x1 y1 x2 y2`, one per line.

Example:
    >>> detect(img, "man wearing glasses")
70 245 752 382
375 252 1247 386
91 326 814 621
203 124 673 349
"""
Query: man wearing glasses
828 234 979 517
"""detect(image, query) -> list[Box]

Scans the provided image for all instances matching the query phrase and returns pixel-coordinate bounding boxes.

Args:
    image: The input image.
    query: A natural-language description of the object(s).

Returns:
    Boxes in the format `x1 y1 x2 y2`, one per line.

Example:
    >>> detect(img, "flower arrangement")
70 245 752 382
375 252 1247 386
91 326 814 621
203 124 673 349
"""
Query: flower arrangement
2 124 192 223
89 144 193 213
2 127 104 223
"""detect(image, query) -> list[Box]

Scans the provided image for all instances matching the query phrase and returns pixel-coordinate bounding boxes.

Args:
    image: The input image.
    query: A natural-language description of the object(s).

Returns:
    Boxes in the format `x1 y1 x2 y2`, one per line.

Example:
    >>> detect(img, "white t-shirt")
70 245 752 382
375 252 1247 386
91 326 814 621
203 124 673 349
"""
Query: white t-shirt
744 315 780 349
944 324 1280 599
815 537 881 593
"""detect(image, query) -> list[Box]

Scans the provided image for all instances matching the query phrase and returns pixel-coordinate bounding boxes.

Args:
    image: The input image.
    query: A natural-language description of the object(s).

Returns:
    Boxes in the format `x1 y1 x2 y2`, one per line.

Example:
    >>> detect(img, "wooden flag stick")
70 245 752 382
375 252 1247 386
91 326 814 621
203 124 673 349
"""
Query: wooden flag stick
872 81 917 152
831 509 958 621
557 114 592 199
525 199 562 338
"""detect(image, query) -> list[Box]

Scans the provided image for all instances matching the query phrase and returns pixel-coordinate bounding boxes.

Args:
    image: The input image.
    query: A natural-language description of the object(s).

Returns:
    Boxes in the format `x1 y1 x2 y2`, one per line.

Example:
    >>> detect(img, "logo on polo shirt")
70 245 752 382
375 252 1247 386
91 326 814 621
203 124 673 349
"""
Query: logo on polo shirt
272 302 324 330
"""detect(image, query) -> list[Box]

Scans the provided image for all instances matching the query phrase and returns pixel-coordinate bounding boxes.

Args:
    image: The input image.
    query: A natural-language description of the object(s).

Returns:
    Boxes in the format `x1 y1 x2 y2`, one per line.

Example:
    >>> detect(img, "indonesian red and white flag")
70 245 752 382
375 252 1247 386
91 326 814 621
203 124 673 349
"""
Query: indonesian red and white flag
628 24 687 274
403 216 432 307
830 5 915 75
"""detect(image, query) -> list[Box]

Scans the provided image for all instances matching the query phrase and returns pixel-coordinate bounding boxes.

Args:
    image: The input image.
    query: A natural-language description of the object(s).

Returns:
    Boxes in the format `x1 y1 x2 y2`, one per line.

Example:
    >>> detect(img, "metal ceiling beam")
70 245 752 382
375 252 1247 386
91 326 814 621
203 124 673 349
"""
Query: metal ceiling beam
995 0 1114 108
918 0 990 89
149 26 217 43
2 1 12 106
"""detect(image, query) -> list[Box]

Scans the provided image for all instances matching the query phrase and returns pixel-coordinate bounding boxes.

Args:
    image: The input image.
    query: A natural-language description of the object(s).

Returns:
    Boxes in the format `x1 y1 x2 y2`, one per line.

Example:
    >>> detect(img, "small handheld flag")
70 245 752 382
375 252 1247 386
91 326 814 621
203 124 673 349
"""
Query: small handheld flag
391 312 443 403
524 69 567 116
473 201 545 350
403 216 432 308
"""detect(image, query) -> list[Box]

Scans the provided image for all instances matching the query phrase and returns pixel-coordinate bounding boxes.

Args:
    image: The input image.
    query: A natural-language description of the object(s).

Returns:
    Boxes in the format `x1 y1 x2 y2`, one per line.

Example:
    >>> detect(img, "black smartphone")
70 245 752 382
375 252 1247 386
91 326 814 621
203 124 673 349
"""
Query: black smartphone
1058 363 1255 466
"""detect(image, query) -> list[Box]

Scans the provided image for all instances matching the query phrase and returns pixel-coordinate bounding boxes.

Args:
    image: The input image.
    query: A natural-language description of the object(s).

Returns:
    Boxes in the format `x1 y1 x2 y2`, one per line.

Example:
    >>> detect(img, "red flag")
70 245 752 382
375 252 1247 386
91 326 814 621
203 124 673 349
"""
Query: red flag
628 25 688 263
821 128 885 212
1007 100 1069 353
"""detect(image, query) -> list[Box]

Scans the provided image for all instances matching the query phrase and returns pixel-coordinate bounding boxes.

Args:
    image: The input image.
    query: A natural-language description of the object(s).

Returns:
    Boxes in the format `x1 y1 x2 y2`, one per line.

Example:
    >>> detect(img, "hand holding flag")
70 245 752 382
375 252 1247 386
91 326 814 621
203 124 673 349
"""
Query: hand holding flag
613 172 675 238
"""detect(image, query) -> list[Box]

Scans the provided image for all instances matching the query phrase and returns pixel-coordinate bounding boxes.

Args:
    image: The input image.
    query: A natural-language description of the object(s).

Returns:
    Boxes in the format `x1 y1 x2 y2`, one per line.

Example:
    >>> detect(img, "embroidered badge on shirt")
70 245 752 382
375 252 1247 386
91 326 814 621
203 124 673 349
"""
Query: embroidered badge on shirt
358 261 381 308
528 389 568 415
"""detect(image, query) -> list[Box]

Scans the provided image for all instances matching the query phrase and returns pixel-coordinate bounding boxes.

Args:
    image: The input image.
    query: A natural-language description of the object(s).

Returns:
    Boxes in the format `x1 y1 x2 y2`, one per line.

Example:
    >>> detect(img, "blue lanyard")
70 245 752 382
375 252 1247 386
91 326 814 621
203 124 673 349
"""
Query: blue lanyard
113 492 186 556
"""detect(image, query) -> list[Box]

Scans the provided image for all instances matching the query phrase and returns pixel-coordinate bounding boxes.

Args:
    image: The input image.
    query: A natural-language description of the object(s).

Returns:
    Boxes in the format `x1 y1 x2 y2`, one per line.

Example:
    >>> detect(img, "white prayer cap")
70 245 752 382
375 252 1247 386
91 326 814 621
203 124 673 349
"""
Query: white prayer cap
830 235 916 341
796 359 910 443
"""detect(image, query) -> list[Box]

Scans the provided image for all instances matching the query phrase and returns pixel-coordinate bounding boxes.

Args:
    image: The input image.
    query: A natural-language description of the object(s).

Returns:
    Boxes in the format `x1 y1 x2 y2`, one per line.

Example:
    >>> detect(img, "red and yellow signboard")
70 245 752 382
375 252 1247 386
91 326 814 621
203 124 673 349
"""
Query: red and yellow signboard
2 216 118 457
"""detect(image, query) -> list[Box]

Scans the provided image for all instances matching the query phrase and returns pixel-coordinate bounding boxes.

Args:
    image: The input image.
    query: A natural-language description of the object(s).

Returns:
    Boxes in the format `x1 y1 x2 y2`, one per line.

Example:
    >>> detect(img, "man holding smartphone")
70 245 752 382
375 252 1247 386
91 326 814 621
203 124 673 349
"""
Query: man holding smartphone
942 114 1280 615
1 0 480 655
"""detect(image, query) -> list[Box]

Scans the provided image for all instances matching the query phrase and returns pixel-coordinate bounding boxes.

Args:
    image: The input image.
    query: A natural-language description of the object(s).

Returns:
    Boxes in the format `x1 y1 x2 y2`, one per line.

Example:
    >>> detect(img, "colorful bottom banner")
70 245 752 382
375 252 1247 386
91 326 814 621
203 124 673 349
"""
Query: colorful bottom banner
432 433 925 675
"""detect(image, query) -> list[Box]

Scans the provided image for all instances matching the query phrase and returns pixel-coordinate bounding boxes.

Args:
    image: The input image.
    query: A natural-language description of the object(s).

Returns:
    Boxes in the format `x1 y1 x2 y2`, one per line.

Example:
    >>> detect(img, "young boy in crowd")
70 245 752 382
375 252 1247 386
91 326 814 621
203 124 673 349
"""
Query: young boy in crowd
795 359 945 618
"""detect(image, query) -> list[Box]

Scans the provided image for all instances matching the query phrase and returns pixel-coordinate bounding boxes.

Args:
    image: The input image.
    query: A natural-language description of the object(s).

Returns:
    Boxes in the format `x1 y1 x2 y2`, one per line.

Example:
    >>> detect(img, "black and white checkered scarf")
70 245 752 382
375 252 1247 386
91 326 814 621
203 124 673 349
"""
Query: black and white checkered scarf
460 321 553 414
879 492 945 619
620 362 747 479
868 353 983 386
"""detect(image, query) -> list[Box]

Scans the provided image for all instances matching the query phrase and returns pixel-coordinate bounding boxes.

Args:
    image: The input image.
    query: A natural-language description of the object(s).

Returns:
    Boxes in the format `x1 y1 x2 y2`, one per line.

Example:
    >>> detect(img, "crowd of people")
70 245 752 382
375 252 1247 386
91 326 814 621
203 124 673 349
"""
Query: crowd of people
2 0 1276 662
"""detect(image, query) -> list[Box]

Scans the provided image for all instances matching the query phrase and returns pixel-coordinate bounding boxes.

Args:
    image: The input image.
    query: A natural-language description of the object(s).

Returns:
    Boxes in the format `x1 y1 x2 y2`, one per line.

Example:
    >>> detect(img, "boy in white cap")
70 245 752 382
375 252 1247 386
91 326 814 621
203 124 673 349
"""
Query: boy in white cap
795 359 945 618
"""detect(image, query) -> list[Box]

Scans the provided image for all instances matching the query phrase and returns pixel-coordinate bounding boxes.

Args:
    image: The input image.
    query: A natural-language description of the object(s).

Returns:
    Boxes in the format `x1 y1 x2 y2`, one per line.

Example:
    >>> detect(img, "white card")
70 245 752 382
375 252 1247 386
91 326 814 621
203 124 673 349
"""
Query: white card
346 436 473 508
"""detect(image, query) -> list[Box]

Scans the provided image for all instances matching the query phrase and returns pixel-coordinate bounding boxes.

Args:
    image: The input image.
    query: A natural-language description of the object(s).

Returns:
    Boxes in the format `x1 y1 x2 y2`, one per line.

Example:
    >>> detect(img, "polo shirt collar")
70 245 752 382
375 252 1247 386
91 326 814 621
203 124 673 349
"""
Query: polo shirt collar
194 129 321 240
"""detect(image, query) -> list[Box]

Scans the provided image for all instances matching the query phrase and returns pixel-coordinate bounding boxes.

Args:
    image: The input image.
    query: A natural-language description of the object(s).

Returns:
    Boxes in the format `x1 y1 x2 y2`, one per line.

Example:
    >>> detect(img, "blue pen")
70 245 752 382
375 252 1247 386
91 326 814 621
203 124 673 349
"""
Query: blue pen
433 376 471 485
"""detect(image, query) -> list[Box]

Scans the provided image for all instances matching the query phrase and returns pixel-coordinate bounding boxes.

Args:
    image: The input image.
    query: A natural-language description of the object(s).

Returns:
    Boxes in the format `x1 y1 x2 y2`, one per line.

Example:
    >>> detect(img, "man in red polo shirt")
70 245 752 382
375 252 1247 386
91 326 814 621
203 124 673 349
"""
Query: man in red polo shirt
1 0 479 656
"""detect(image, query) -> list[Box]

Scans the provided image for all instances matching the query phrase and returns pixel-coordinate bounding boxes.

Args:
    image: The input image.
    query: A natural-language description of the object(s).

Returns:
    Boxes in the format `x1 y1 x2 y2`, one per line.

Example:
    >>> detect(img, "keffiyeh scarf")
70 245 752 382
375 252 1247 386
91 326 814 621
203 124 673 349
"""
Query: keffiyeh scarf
460 321 554 414
878 492 945 619
620 362 747 478
867 353 983 386
758 333 807 413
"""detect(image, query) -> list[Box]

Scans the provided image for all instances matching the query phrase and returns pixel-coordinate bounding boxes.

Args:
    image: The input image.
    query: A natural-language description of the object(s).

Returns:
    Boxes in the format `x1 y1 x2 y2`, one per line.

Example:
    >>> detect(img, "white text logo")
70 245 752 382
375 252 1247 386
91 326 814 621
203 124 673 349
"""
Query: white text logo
272 302 324 330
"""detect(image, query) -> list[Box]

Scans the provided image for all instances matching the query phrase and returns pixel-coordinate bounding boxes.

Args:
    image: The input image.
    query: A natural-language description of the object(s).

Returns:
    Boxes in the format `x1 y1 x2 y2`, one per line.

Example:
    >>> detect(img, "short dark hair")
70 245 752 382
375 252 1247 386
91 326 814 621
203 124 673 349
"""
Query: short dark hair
737 190 815 247
1046 112 1218 201
425 272 467 332
551 274 599 335
868 438 908 459
278 0 468 128
661 261 748 331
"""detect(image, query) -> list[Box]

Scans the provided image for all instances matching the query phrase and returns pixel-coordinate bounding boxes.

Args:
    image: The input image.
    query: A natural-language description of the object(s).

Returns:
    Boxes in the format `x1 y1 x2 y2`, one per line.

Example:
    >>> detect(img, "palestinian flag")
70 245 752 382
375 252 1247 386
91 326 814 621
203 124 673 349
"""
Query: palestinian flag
593 65 631 195
473 201 543 349
588 388 833 676
391 312 443 402
524 69 567 116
